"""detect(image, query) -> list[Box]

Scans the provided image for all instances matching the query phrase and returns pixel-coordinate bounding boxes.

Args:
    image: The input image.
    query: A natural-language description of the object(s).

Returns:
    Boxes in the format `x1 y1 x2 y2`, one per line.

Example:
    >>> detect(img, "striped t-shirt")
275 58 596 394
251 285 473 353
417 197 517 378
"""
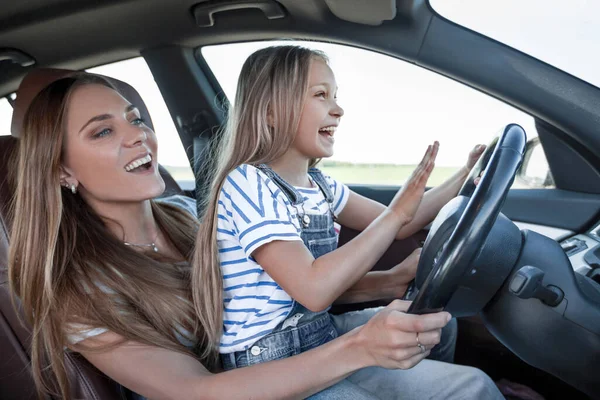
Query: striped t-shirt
217 165 350 353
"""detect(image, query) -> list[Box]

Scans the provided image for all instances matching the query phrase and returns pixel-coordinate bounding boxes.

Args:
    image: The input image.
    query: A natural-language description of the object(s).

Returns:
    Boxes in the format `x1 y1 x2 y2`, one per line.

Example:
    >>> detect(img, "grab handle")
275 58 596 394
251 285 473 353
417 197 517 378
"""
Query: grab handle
193 0 286 27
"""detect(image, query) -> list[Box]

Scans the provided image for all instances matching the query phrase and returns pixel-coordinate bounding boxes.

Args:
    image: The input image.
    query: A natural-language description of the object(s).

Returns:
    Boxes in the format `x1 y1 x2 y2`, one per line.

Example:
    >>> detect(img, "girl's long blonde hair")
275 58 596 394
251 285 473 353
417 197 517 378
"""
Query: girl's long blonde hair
192 45 328 365
8 73 202 400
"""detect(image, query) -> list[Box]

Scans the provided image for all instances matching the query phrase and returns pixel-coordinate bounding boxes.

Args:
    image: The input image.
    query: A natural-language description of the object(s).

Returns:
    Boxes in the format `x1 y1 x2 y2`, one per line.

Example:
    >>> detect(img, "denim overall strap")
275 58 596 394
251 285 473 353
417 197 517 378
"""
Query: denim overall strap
256 164 328 228
255 164 304 205
308 168 336 221
307 168 334 203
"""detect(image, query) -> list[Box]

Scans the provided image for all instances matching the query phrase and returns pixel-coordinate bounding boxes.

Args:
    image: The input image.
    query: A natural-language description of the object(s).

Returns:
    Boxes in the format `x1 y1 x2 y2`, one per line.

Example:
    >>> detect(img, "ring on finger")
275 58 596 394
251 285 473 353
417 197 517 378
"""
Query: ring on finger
416 333 426 353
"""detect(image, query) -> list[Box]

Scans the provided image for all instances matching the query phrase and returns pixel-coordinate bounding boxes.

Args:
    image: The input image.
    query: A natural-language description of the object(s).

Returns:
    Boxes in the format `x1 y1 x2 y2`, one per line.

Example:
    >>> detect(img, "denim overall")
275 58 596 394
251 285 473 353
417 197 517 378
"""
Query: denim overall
221 165 340 370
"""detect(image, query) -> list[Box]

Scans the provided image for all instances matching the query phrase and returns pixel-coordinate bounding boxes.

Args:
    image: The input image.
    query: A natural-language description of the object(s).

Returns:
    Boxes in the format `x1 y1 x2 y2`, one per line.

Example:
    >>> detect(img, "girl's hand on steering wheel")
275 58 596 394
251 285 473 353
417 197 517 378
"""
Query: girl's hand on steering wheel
467 144 487 170
351 300 451 370
387 248 421 299
466 144 486 186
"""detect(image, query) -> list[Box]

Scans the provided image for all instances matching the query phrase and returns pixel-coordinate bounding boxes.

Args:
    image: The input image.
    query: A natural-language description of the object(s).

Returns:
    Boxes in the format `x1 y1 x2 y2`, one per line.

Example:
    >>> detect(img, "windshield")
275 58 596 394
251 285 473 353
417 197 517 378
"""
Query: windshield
430 0 600 89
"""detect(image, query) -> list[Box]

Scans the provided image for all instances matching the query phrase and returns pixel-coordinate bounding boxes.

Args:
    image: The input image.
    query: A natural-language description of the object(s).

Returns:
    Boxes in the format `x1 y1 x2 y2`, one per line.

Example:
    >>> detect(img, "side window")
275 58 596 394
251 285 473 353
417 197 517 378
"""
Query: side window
200 41 553 189
516 137 554 188
0 96 14 136
87 58 195 188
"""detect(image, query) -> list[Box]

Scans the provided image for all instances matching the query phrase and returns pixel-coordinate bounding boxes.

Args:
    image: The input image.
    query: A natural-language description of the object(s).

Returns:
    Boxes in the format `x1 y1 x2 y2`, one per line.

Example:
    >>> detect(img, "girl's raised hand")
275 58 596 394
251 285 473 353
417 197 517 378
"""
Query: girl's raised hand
388 141 439 224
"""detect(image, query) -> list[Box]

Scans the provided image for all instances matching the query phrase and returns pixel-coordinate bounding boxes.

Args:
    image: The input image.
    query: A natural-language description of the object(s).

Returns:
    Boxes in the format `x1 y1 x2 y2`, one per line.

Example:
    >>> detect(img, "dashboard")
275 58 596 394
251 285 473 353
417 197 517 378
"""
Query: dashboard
514 220 600 283
560 221 600 281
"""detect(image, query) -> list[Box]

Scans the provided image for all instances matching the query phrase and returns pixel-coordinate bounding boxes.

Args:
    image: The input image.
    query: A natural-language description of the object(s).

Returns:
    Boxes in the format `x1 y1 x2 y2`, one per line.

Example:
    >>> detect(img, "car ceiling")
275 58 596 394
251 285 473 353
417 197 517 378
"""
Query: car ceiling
2 0 600 188
0 0 427 96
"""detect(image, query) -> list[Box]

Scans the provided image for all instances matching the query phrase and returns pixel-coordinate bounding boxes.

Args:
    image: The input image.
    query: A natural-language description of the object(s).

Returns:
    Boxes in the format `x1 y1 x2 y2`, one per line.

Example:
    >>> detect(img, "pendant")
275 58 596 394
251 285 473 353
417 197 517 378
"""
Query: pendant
302 214 311 227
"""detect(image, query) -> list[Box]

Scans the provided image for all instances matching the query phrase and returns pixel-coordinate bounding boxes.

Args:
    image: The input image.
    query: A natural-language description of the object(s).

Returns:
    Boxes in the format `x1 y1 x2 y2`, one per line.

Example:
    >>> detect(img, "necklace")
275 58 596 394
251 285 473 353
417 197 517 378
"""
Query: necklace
123 233 159 252
124 241 159 252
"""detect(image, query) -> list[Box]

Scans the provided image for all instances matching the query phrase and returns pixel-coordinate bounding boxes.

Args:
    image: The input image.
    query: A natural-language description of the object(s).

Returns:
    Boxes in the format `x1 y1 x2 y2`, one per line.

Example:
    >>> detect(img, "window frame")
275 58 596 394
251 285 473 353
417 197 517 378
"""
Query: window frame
198 40 553 189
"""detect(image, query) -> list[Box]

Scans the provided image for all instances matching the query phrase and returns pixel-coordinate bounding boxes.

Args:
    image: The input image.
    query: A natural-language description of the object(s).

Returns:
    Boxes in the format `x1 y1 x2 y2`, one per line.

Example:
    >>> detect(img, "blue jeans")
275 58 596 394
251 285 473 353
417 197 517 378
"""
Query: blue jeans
330 307 457 364
221 304 336 369
309 360 504 400
308 309 502 400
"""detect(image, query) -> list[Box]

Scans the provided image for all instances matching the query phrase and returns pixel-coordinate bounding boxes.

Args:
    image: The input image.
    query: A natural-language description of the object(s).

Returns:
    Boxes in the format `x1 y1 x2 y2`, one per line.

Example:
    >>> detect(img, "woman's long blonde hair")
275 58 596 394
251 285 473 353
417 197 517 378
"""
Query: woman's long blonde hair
8 74 201 400
192 45 328 365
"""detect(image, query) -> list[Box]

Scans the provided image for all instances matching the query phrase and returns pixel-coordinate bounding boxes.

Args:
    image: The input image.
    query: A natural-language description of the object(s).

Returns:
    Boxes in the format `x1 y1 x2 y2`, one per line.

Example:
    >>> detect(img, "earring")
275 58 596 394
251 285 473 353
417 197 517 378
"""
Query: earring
70 184 77 194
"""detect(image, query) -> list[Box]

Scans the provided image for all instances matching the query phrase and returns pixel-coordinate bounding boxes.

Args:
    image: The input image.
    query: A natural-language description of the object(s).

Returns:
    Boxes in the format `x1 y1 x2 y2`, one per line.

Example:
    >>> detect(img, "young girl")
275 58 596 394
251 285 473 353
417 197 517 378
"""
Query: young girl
194 46 501 398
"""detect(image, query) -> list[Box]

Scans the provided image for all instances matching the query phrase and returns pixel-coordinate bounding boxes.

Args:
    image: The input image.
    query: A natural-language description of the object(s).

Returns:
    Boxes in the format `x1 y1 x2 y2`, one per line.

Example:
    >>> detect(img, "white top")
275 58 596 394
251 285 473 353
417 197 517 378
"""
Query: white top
66 195 197 346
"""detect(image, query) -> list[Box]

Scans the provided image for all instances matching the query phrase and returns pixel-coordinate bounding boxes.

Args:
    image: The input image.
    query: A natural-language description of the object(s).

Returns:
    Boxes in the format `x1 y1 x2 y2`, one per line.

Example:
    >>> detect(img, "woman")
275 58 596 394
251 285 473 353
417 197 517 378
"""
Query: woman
8 71 498 400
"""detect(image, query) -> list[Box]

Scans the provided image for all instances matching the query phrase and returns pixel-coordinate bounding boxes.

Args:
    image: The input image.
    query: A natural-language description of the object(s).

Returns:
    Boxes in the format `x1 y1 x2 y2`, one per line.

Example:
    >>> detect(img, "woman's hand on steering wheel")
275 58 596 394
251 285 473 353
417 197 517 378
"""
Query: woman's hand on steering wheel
351 300 451 370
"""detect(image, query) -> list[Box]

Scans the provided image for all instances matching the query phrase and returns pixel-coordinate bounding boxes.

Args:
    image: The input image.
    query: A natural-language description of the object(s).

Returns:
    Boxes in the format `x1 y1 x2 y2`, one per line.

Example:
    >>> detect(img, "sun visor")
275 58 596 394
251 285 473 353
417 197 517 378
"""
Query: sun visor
324 0 397 26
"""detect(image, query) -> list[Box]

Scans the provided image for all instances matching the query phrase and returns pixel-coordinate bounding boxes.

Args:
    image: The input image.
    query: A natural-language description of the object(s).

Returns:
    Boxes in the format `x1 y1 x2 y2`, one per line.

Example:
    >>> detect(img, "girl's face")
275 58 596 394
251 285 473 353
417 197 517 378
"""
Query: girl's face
61 83 165 205
292 59 344 159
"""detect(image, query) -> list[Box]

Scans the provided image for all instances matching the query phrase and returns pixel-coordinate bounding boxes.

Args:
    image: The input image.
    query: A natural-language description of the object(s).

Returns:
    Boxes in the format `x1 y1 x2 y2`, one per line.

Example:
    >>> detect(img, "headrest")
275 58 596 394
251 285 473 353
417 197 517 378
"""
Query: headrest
10 68 154 138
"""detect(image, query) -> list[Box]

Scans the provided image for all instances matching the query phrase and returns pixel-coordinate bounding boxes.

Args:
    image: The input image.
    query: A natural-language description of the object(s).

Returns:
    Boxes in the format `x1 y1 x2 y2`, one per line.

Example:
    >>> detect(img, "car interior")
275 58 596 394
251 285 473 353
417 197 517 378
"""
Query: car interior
1 0 599 399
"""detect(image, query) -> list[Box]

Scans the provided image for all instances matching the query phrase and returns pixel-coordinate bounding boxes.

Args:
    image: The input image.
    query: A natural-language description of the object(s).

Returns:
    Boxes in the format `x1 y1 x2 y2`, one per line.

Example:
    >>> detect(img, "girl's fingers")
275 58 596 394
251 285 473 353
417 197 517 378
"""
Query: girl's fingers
417 160 435 185
386 299 412 312
413 330 442 347
417 146 431 169
422 145 433 163
395 349 431 369
395 344 430 361
432 141 440 158
418 142 439 170
388 310 451 333
405 142 438 188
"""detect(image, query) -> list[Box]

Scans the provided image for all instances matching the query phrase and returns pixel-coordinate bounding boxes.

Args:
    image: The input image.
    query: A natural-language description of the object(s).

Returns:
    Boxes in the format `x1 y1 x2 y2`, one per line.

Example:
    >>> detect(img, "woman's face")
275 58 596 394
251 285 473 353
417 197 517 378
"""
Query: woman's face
61 83 165 204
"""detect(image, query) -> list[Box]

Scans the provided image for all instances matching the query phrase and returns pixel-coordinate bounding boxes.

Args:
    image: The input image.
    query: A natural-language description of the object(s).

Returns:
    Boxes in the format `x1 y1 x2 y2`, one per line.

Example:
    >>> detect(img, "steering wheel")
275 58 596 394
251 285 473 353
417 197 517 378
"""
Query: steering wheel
408 124 526 314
